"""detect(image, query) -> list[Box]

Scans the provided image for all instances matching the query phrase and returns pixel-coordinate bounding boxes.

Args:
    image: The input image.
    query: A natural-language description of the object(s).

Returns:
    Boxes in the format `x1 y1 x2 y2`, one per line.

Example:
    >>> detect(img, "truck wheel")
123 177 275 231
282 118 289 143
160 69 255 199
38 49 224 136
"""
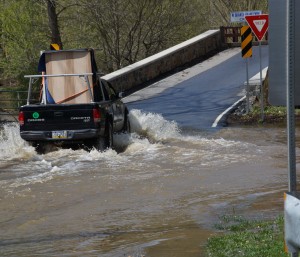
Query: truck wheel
95 122 113 151
95 137 106 151
106 122 113 149
31 142 46 154
123 114 131 133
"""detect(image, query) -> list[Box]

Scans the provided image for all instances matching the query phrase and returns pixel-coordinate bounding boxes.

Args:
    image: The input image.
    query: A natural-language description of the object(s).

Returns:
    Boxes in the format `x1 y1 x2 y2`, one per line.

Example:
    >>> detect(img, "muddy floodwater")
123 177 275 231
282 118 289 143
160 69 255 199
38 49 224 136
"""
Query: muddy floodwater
0 109 296 257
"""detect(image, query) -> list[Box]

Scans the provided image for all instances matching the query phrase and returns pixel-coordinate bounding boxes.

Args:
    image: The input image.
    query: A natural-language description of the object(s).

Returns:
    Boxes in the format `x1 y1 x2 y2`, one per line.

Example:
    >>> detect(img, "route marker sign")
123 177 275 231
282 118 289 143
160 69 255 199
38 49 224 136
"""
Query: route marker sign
245 14 269 41
230 10 262 23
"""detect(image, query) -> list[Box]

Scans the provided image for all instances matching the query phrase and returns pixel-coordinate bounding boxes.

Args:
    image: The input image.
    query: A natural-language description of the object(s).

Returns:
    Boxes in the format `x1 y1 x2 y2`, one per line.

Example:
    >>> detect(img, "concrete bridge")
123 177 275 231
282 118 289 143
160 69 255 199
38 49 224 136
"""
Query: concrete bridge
103 27 267 95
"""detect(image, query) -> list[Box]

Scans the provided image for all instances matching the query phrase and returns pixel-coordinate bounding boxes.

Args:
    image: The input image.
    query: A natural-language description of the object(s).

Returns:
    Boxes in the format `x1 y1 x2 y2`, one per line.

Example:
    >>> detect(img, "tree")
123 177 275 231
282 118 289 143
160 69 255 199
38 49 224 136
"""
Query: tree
78 0 203 72
46 0 63 49
0 0 49 86
209 0 268 27
0 0 75 86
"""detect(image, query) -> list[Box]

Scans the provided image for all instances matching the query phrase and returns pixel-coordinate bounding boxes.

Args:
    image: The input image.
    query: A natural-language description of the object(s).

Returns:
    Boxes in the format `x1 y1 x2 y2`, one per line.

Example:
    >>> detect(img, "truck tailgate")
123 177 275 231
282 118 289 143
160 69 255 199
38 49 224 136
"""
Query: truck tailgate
19 103 106 142
20 104 100 130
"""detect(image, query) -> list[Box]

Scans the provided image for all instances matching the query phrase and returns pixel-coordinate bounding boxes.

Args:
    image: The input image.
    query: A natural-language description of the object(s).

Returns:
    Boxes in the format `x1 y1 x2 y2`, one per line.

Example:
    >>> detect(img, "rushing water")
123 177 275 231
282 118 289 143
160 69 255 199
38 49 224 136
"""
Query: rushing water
0 109 292 257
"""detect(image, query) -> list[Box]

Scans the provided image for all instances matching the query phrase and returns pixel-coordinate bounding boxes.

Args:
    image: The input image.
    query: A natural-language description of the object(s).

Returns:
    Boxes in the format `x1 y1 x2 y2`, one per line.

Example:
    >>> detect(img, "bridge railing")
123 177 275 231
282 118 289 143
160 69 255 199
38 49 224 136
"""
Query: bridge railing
220 26 268 47
103 29 222 94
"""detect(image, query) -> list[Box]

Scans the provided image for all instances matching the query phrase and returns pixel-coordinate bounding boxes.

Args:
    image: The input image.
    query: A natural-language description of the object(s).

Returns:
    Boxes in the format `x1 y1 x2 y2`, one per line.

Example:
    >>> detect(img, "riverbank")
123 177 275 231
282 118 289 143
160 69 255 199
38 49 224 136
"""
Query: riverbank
206 215 288 257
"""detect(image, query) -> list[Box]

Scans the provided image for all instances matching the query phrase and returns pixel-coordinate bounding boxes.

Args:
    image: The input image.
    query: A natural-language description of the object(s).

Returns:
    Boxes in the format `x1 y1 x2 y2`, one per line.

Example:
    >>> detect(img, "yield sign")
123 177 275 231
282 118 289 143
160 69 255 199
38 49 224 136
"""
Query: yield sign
245 14 269 41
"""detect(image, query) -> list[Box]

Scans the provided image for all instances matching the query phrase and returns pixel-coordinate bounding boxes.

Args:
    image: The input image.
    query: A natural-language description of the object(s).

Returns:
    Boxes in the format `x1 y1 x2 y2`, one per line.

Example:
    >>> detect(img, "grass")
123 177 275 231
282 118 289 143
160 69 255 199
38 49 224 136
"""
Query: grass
206 215 289 257
228 105 300 125
250 105 287 123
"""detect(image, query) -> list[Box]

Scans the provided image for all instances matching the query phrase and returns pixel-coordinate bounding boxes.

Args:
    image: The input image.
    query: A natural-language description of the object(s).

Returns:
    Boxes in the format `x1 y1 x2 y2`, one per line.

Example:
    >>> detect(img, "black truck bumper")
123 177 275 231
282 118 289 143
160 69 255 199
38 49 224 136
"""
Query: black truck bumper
20 128 104 142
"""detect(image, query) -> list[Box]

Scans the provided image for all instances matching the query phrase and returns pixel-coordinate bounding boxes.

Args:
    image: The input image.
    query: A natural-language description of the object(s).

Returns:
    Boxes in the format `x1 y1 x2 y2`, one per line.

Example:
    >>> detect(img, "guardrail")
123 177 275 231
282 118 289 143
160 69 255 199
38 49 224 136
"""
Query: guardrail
0 90 27 110
0 89 39 117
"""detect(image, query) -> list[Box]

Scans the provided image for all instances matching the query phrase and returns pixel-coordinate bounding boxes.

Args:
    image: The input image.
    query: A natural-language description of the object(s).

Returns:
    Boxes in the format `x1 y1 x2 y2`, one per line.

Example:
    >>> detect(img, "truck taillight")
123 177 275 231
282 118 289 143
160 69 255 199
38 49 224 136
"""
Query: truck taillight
93 108 101 123
19 111 24 126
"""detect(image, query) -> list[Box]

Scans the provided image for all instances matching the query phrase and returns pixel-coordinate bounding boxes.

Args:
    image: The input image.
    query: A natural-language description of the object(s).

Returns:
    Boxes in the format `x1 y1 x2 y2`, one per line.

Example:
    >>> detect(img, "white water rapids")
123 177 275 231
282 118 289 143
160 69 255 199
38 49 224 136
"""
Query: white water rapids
0 109 262 191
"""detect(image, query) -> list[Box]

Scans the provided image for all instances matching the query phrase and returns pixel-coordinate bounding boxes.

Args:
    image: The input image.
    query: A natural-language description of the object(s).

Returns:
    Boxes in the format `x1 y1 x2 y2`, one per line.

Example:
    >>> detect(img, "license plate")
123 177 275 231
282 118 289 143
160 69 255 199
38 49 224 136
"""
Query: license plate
52 131 68 139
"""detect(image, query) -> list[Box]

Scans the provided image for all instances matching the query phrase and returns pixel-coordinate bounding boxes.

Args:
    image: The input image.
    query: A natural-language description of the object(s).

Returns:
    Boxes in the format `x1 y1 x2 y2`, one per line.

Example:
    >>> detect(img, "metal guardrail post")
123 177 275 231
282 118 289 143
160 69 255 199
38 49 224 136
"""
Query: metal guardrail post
17 91 20 108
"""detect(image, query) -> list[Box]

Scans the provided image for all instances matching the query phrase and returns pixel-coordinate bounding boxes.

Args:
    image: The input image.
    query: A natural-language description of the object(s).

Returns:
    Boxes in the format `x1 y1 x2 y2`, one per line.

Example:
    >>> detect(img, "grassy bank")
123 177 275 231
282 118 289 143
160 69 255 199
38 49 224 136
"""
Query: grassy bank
228 105 300 125
206 215 288 257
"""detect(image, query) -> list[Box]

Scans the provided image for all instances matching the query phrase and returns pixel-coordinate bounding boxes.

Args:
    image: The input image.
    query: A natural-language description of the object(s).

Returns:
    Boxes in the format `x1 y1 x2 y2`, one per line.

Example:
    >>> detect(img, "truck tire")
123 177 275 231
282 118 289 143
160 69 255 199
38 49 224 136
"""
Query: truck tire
95 122 113 151
123 113 131 133
31 141 47 154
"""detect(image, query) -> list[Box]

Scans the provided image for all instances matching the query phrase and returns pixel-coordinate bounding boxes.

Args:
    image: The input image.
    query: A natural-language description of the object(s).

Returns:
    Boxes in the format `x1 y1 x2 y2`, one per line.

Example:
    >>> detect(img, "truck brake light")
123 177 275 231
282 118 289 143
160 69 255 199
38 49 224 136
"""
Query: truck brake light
19 111 25 126
93 108 101 123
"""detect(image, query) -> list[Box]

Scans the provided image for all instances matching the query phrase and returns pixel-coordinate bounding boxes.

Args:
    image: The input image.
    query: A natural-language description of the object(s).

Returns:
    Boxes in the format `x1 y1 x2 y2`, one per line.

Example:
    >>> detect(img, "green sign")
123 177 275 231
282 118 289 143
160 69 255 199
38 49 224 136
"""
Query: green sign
32 112 39 119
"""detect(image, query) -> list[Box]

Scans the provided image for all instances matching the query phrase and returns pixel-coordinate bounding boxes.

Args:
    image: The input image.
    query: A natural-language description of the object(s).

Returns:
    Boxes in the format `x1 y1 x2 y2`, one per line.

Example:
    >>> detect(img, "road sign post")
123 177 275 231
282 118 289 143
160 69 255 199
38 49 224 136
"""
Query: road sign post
285 1 298 255
259 40 264 121
245 14 269 121
287 0 297 198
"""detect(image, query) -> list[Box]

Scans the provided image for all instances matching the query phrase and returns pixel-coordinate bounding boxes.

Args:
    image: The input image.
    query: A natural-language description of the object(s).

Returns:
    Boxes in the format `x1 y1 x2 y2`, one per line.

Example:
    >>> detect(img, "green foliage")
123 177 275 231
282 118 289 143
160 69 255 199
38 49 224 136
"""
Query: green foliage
207 215 288 257
0 0 50 87
252 106 287 118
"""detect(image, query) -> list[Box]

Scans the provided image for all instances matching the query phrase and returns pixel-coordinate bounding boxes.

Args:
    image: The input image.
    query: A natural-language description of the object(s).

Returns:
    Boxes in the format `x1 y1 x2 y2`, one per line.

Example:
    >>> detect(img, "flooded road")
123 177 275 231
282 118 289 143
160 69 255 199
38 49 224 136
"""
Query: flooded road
0 110 293 257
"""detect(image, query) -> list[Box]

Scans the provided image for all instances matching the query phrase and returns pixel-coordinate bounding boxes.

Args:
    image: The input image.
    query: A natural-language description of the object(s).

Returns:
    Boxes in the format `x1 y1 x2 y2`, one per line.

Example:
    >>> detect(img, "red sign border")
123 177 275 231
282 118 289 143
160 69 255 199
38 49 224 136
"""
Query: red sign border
245 14 269 41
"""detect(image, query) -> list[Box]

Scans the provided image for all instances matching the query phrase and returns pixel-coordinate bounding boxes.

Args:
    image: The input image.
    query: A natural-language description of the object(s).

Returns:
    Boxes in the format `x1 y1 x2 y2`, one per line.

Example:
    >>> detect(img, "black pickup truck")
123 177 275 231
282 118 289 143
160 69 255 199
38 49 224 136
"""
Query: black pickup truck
19 49 130 151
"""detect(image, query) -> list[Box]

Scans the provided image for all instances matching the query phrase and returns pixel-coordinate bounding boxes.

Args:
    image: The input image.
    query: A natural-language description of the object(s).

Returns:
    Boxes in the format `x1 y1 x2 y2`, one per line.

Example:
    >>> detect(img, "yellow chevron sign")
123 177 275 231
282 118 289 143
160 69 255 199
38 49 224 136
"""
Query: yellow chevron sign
50 43 60 50
241 26 252 58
